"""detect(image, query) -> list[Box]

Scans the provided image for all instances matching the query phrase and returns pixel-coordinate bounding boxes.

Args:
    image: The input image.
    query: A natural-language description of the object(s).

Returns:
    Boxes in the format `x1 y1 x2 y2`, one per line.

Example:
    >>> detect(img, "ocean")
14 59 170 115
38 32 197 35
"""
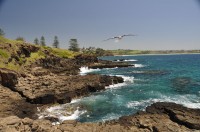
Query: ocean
39 54 200 123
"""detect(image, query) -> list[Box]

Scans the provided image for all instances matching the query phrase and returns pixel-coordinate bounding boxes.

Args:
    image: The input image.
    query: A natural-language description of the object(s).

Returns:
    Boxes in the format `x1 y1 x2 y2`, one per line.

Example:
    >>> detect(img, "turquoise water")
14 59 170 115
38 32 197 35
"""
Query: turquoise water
40 54 200 123
76 54 200 122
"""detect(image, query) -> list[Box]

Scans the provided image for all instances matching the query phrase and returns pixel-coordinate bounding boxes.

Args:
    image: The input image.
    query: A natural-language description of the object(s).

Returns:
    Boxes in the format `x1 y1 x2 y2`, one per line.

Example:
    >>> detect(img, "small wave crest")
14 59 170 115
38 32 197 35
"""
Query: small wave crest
79 67 100 75
105 75 134 89
101 113 121 122
124 59 138 62
38 104 86 124
127 94 200 110
114 59 138 62
116 75 134 83
133 64 145 68
59 108 86 122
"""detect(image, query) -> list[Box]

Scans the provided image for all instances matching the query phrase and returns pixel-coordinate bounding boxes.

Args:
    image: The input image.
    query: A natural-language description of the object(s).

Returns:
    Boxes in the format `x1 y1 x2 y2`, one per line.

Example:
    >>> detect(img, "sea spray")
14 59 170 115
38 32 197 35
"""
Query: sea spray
105 75 134 89
133 64 145 68
114 59 138 62
38 103 87 124
127 94 200 110
79 67 100 75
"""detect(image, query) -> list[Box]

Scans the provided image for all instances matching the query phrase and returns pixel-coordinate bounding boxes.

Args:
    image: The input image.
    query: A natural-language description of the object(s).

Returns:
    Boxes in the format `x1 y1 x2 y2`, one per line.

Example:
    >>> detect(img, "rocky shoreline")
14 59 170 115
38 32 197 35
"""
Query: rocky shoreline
0 49 200 131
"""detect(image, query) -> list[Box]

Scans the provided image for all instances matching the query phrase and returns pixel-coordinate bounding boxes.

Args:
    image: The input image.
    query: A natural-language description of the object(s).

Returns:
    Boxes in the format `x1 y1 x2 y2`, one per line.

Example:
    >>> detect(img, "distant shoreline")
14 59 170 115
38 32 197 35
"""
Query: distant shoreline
109 49 200 56
114 53 200 56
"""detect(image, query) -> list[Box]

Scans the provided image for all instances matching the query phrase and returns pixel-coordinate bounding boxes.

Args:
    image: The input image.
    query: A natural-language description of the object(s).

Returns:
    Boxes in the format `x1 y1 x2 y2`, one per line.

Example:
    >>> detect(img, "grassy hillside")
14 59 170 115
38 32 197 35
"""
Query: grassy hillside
0 36 77 71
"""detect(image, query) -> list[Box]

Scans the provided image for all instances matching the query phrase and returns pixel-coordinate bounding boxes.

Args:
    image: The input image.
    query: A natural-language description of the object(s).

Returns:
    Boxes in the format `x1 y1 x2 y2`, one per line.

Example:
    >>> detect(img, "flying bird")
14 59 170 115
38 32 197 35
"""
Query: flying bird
103 34 137 41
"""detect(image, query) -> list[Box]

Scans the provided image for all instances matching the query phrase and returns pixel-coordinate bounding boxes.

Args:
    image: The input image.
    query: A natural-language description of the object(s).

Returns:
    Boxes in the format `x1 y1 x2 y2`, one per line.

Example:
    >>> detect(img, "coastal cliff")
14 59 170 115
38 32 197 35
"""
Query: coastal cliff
0 36 200 131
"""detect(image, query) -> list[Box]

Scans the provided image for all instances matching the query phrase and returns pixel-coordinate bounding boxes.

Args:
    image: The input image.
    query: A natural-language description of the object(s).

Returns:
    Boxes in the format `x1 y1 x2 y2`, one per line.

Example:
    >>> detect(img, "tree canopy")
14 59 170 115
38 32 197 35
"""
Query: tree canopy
34 38 39 45
0 28 5 36
53 36 59 48
69 39 80 52
40 36 46 46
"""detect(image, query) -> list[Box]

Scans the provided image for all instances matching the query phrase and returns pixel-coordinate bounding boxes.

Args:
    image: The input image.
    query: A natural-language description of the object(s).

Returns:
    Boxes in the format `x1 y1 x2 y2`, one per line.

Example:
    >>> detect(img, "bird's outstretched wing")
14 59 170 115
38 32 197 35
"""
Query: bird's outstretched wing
103 34 137 41
103 37 116 41
122 34 137 37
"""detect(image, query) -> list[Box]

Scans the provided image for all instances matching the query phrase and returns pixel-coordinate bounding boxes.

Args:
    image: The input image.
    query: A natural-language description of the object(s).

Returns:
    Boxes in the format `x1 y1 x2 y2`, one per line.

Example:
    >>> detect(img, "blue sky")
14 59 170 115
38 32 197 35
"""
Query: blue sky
0 0 200 50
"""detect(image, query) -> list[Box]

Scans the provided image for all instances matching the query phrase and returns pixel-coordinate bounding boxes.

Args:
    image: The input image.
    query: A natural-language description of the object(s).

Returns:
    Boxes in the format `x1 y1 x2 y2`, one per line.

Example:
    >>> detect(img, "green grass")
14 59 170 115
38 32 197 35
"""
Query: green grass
51 48 77 58
0 36 81 72
0 49 9 58
109 49 145 55
0 36 18 45
25 51 45 64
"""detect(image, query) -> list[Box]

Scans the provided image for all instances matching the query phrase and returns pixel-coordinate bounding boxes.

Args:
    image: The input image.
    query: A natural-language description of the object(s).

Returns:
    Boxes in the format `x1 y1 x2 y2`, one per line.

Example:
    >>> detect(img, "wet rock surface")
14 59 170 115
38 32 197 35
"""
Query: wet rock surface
89 60 133 69
0 102 199 132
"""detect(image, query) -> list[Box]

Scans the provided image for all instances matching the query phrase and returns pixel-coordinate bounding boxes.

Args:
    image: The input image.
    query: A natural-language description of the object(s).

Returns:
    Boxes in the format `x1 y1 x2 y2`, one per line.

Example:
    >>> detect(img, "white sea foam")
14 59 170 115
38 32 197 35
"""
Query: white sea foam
105 83 127 89
105 75 134 89
70 98 82 103
59 108 86 122
132 71 145 74
38 105 87 124
124 59 138 62
101 113 121 122
105 67 118 70
116 75 134 83
79 67 100 75
133 64 145 68
127 94 200 110
115 59 138 62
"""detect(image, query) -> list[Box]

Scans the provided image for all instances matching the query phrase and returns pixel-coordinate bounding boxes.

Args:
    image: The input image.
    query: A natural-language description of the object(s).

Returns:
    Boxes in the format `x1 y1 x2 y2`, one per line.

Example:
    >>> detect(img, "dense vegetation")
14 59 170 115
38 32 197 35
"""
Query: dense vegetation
0 36 77 71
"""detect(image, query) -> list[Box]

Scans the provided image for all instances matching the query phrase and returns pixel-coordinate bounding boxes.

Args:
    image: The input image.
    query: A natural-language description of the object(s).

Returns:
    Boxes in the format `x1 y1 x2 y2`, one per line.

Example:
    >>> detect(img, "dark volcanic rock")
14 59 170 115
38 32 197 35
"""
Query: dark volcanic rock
17 44 40 57
35 56 79 75
146 102 200 130
0 68 18 88
89 61 133 69
15 74 124 104
75 54 98 65
0 85 36 119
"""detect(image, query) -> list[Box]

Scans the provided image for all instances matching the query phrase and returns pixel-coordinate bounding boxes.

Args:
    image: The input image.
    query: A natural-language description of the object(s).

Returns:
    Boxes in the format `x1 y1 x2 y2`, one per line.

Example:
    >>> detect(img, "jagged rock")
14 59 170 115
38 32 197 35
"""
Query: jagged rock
0 102 199 131
31 67 50 76
146 102 200 130
35 56 79 75
74 54 99 65
0 85 36 118
0 68 18 88
89 60 133 69
17 44 40 57
15 74 124 104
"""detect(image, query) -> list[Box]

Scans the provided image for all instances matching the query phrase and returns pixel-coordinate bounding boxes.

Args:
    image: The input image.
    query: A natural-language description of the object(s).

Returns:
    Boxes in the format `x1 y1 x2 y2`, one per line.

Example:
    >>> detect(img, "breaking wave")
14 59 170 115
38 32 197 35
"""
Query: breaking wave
79 67 100 75
127 94 200 110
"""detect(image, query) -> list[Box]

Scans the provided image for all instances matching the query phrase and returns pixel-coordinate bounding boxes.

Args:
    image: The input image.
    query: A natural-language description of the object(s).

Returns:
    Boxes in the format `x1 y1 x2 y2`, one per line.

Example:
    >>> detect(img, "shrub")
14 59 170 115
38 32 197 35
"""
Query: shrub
0 49 9 58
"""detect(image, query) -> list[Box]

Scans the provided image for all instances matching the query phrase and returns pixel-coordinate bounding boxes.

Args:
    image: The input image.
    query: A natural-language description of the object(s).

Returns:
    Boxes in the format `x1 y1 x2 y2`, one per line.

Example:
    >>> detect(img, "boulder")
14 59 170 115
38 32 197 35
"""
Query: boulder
0 68 18 88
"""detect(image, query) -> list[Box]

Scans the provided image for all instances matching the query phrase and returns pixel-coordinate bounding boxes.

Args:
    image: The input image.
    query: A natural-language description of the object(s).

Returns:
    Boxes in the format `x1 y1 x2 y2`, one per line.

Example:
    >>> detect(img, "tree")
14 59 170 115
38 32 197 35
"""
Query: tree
69 39 80 52
0 28 5 36
16 37 25 42
95 48 105 56
34 38 39 45
53 36 59 48
40 36 46 46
